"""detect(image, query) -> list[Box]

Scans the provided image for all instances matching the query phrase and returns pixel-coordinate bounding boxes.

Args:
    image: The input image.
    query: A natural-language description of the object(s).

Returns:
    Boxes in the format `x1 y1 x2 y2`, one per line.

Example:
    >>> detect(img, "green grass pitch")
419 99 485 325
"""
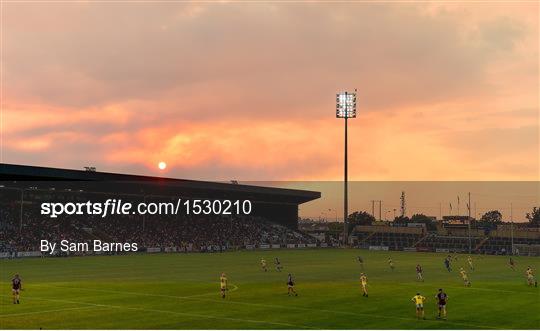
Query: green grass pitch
0 249 538 329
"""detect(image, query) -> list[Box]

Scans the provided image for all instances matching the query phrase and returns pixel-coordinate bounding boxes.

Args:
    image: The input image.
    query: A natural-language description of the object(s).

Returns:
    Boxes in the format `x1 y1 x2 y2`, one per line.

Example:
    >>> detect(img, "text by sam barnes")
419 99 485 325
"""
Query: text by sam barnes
40 240 138 254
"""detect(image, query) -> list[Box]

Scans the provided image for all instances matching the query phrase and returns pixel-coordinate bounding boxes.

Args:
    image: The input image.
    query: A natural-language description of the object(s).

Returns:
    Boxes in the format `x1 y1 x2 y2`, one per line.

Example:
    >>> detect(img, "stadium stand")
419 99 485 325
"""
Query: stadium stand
0 201 317 254
353 225 424 250
0 164 321 256
357 232 423 250
417 234 485 253
479 235 540 255
351 224 539 256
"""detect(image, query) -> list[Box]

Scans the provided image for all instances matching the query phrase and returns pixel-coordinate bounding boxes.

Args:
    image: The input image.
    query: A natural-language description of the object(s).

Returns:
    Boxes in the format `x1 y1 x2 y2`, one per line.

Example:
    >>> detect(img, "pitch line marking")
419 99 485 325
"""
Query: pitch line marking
216 299 507 330
0 306 98 318
31 283 239 299
15 295 316 329
186 283 239 297
31 283 507 330
444 285 538 294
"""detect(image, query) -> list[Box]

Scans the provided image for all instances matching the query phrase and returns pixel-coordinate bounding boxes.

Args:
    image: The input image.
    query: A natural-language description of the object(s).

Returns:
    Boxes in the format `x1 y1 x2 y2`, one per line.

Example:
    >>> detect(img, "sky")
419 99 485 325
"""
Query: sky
1 1 539 182
278 181 539 221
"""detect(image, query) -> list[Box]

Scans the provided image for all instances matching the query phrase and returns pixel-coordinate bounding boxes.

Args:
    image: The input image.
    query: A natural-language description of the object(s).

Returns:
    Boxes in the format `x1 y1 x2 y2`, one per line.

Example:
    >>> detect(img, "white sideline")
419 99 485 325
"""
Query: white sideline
21 295 317 329
0 306 98 317
444 285 535 294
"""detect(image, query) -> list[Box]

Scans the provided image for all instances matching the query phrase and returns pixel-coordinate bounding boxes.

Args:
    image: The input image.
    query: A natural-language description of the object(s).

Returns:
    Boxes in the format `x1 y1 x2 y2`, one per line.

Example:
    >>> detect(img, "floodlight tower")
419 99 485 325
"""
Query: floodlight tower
336 89 357 246
400 191 406 217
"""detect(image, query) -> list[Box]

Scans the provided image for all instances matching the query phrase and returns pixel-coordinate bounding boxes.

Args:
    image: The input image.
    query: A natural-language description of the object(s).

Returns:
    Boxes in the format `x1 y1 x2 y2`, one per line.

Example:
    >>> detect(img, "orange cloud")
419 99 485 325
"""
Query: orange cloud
1 2 537 181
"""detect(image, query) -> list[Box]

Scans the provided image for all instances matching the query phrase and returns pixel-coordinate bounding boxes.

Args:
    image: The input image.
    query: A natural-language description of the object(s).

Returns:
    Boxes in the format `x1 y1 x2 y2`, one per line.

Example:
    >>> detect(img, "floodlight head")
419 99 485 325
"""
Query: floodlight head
336 91 357 118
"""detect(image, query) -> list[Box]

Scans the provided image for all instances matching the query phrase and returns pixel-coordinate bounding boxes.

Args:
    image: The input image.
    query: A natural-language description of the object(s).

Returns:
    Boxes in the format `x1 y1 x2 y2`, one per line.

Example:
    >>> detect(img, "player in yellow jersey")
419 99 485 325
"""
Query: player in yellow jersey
526 267 537 287
459 267 471 286
261 258 268 272
467 256 474 271
388 258 395 271
220 273 228 298
360 273 368 297
411 292 426 320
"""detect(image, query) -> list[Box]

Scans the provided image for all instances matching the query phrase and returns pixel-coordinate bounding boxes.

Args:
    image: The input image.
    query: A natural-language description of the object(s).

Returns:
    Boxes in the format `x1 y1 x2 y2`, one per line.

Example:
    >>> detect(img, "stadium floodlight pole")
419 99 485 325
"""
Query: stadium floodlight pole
510 203 514 255
336 89 357 247
468 192 471 254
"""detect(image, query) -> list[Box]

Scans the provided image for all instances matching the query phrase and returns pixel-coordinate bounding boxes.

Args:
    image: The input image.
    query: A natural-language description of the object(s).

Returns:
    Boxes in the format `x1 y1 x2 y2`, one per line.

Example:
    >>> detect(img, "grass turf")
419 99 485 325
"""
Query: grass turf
0 249 538 329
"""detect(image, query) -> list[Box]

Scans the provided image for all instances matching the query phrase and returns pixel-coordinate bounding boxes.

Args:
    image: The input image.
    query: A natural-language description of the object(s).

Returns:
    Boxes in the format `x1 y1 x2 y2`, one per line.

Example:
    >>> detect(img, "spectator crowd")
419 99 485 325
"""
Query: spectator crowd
0 194 317 254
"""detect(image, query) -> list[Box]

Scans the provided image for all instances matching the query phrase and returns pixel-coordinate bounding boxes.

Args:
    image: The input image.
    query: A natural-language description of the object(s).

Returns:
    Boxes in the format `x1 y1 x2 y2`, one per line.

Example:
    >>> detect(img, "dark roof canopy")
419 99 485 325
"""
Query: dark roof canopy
0 163 321 204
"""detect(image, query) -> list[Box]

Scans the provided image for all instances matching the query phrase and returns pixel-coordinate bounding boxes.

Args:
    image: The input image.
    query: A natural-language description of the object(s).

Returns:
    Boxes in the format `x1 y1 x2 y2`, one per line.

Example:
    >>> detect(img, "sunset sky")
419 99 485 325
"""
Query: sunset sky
1 2 538 181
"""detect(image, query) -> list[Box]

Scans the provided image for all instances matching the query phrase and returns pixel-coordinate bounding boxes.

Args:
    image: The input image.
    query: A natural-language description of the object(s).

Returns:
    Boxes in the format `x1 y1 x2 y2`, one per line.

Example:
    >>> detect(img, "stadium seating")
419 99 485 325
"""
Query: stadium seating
0 192 316 254
418 234 484 253
479 236 540 255
354 231 422 250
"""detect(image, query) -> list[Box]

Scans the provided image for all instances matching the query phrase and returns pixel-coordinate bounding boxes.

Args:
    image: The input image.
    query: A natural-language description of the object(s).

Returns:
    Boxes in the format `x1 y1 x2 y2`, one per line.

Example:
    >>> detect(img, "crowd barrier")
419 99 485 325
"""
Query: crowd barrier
0 242 342 259
17 251 42 257
368 245 389 251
